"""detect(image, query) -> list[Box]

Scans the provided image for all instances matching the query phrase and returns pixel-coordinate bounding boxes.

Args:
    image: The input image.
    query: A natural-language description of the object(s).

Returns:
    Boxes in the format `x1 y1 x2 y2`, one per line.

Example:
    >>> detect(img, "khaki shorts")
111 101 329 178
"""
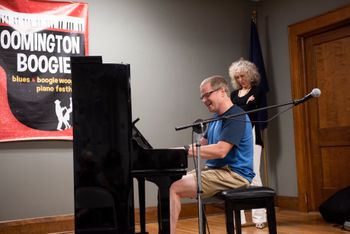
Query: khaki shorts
188 166 249 198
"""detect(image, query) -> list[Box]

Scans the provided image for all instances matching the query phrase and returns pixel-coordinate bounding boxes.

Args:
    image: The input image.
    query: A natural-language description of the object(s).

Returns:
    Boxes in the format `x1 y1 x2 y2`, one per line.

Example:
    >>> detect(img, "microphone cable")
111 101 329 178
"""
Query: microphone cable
221 104 295 125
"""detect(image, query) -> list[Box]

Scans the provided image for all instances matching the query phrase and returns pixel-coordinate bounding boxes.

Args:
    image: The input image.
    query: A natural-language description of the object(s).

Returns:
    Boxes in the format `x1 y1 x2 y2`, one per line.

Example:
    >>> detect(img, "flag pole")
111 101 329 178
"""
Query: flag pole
252 9 257 23
262 128 269 186
251 9 269 186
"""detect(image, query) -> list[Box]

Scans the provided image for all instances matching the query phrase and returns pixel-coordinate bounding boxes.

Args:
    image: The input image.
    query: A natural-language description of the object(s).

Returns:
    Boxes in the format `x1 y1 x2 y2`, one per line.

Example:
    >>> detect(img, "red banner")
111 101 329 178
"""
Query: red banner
0 0 88 142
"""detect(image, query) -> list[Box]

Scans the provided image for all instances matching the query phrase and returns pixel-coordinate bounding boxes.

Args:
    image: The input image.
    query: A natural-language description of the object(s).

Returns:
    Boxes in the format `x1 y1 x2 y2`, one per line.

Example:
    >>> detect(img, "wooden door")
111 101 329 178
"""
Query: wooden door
289 4 350 211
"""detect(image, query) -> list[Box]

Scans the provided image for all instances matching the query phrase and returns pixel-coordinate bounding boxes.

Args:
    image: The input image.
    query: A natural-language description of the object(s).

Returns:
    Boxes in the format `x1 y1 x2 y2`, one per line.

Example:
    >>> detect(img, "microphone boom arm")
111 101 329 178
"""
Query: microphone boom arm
176 88 321 132
175 100 300 132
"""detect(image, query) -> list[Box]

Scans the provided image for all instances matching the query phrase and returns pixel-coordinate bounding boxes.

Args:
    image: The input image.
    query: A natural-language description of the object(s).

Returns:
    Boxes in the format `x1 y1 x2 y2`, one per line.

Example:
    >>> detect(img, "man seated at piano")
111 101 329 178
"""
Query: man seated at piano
170 75 255 233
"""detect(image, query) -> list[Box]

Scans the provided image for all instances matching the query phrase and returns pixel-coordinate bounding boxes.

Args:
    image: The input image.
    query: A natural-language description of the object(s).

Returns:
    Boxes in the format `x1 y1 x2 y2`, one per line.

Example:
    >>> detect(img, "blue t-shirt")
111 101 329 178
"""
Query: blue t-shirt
205 105 255 182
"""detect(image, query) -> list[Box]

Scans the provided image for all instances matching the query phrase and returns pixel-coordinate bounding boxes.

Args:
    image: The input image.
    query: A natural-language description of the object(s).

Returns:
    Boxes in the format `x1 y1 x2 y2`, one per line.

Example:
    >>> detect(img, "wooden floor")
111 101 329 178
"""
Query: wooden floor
47 209 348 234
136 209 348 234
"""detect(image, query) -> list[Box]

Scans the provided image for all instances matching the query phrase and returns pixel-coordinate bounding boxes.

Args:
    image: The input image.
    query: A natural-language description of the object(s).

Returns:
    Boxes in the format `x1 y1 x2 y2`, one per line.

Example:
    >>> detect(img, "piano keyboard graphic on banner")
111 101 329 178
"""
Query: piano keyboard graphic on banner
0 10 85 33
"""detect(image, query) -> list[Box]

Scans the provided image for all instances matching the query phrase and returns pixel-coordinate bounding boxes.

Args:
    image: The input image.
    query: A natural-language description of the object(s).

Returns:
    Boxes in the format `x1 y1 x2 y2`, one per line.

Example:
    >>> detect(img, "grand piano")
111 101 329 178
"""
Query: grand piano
71 56 188 234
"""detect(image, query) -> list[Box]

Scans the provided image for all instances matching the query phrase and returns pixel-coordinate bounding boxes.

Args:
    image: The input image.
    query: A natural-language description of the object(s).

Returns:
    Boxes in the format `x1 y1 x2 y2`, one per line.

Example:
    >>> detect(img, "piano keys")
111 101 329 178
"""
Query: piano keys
71 56 187 234
0 9 86 32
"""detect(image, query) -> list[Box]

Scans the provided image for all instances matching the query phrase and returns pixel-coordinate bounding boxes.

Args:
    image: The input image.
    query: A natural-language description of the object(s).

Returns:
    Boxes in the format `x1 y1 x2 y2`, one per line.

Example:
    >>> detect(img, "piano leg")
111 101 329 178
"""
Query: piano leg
136 177 148 234
146 175 183 234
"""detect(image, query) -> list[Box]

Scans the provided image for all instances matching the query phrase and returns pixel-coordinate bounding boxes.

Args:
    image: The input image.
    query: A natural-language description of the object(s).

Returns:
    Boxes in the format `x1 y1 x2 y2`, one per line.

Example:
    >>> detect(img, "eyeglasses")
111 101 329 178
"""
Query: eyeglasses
200 88 220 100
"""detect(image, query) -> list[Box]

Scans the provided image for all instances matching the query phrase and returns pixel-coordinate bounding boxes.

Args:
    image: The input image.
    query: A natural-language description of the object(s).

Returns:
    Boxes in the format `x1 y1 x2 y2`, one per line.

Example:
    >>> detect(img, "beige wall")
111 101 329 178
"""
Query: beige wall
0 0 251 220
0 0 349 221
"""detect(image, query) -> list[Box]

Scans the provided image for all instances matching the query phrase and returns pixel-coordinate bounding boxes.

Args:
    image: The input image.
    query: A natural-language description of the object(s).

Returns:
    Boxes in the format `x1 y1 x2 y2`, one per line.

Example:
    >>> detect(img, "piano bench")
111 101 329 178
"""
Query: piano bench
203 186 277 234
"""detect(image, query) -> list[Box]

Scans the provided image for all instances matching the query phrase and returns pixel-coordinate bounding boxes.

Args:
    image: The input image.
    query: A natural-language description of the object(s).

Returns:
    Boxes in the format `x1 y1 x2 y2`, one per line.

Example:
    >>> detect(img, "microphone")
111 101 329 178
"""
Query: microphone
293 88 321 106
192 119 207 134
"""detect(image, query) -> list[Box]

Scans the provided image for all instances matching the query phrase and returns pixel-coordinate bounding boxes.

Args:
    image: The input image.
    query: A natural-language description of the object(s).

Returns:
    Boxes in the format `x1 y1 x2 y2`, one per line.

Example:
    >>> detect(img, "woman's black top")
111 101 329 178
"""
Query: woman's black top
230 86 263 146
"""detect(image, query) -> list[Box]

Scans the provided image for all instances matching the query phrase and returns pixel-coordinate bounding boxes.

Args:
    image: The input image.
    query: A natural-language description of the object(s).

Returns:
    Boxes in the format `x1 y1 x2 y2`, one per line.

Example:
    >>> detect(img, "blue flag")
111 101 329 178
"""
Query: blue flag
249 19 269 130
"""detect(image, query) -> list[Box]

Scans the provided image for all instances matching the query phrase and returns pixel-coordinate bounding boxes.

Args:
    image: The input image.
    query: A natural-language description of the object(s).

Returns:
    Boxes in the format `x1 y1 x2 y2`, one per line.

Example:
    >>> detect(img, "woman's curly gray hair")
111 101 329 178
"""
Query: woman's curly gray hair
228 58 260 90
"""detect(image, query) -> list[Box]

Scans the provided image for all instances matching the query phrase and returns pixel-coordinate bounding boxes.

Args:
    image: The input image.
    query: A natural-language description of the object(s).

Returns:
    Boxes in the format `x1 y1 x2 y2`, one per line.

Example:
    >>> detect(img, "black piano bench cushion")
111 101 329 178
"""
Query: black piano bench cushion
216 186 276 200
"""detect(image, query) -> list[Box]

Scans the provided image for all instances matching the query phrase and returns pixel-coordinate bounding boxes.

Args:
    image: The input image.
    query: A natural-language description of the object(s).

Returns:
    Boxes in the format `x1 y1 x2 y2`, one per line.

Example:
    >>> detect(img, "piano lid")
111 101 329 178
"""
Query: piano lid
132 118 153 150
131 118 187 173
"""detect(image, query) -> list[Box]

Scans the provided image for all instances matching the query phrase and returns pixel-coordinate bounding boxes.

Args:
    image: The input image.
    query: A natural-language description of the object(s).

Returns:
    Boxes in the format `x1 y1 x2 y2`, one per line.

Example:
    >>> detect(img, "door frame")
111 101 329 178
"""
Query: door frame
288 4 350 211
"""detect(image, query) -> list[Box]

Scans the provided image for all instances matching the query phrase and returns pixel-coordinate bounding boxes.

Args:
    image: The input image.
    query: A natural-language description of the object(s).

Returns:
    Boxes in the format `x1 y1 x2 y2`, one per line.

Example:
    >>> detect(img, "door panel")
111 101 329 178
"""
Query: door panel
289 4 350 211
306 24 350 207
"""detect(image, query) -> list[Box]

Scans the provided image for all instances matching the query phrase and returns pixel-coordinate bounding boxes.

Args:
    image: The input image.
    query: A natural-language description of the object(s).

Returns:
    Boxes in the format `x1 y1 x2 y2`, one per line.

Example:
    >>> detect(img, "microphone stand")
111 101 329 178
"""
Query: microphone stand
193 122 206 234
175 95 317 234
176 101 295 234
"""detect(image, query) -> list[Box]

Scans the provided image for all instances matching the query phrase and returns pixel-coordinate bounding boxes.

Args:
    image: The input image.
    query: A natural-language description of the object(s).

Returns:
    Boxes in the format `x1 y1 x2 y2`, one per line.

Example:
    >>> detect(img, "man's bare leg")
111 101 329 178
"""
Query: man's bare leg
170 174 197 234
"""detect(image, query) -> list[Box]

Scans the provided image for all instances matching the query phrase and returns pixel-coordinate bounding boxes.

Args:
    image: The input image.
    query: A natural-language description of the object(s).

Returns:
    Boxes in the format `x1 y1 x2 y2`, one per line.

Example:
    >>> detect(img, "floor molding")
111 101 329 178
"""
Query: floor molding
276 195 299 211
0 215 74 234
0 196 297 233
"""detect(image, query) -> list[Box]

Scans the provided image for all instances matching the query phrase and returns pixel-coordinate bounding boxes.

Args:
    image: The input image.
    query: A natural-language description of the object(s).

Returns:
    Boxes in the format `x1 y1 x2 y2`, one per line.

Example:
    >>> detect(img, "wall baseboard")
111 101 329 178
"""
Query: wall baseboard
0 203 222 234
0 195 297 233
276 195 299 211
0 215 74 234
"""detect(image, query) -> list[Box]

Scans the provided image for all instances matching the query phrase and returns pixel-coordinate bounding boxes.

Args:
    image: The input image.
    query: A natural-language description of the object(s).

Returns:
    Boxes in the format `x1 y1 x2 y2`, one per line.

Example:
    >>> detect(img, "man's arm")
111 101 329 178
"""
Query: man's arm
187 140 233 160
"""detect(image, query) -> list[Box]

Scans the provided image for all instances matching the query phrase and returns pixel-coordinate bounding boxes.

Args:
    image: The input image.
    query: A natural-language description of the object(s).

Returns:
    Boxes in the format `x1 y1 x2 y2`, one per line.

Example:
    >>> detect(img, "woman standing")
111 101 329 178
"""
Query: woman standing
229 58 266 229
